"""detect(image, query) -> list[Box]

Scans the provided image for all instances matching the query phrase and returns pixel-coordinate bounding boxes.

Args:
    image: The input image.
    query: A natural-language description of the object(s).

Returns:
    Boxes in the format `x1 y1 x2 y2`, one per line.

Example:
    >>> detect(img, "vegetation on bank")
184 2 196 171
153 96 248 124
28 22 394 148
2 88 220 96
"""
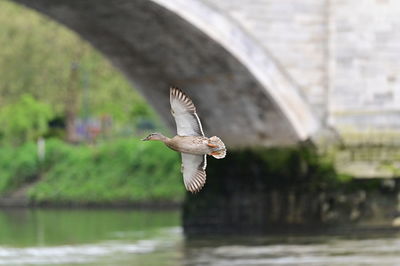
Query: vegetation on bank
0 1 180 204
0 139 183 204
0 1 185 204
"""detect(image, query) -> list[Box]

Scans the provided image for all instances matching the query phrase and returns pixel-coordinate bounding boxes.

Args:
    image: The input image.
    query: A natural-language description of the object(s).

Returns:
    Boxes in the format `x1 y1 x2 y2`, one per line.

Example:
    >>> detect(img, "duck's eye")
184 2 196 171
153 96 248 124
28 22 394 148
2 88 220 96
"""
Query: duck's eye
170 109 175 115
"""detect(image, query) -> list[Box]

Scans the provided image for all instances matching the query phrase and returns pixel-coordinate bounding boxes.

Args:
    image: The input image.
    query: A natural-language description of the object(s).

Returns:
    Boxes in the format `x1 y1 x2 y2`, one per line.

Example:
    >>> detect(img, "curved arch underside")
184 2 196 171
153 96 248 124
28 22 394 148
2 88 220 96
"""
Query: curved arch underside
13 0 318 147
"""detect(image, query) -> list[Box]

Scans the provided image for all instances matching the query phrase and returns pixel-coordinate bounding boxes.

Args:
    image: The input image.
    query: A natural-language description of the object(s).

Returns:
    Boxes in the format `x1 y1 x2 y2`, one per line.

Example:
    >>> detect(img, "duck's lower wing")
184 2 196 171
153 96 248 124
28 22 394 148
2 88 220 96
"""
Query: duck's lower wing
181 153 207 193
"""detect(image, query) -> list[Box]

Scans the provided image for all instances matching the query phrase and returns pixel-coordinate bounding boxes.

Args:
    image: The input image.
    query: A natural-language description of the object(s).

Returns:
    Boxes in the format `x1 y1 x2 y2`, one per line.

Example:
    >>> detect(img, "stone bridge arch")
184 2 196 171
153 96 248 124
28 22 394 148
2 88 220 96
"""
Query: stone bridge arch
13 0 319 147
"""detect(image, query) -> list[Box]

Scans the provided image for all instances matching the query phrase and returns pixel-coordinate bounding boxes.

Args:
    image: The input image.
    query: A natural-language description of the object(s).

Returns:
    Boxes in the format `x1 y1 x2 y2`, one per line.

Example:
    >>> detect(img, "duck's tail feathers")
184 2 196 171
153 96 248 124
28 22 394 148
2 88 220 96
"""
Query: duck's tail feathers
209 136 226 159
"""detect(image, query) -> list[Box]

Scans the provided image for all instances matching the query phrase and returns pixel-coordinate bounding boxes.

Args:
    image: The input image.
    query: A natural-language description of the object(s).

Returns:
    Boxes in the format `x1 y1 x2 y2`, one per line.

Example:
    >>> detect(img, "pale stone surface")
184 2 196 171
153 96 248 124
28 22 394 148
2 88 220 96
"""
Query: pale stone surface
202 0 400 135
392 217 400 227
206 0 328 119
329 0 400 132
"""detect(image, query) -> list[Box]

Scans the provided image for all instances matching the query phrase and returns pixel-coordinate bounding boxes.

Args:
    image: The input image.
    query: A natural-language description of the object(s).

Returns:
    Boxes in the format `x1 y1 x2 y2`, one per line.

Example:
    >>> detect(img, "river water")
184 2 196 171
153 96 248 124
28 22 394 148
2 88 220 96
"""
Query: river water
0 208 399 265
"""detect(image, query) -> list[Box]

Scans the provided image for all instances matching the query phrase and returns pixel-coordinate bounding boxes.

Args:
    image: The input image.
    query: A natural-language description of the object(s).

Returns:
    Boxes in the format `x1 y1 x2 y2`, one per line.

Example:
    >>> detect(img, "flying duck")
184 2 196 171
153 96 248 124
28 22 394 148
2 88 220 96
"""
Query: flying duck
142 87 226 193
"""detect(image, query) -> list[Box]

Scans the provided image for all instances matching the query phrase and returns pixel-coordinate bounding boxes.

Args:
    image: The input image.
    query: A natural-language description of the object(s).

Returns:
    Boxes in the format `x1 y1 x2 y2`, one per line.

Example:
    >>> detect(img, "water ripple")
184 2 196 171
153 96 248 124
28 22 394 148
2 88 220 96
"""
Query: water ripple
186 237 400 266
0 239 158 265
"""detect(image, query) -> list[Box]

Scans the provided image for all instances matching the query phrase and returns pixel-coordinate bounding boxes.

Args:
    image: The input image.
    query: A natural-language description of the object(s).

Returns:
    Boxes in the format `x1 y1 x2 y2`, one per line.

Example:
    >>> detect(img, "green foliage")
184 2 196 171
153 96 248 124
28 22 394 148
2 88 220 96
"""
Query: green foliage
0 142 39 192
0 0 159 135
0 2 176 203
0 94 53 144
28 138 183 203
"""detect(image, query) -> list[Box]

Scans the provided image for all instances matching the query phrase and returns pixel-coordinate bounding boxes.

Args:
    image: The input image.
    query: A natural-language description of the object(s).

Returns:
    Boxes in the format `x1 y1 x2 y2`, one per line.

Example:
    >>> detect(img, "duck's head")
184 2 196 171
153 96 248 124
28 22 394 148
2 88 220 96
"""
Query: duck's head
141 132 165 141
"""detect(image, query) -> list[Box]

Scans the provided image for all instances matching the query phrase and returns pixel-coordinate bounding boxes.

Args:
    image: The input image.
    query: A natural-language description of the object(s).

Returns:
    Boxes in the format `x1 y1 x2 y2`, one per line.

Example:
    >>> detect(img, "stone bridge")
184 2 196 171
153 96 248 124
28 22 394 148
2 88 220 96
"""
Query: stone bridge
13 0 400 148
13 0 400 233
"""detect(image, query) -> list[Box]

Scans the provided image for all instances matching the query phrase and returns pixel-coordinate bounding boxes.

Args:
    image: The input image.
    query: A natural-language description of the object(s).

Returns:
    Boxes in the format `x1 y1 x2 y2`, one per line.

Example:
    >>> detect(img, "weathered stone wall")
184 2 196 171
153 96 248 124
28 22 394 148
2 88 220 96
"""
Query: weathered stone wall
206 0 328 119
184 149 400 235
189 0 400 177
329 0 400 132
201 0 400 136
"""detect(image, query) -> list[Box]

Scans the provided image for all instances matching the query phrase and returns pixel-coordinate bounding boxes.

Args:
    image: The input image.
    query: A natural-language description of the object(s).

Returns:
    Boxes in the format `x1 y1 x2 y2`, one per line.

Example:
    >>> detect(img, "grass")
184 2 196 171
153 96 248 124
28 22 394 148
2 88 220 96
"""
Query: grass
0 138 184 204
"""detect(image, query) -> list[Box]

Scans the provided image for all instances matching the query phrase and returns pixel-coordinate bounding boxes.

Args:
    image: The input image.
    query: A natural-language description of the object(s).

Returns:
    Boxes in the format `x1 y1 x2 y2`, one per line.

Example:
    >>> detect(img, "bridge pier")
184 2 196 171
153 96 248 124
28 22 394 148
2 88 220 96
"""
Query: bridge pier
183 147 400 236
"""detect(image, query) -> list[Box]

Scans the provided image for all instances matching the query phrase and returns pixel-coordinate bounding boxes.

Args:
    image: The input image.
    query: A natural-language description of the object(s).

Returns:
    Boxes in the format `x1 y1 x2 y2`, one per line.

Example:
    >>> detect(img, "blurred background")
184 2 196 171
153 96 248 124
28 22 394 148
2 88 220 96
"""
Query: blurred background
1 0 400 265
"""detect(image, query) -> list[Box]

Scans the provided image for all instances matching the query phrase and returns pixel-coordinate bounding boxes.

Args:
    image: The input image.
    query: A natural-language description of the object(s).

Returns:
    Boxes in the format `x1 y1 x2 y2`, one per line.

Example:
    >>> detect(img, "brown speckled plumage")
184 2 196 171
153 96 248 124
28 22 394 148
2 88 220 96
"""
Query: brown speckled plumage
142 87 226 193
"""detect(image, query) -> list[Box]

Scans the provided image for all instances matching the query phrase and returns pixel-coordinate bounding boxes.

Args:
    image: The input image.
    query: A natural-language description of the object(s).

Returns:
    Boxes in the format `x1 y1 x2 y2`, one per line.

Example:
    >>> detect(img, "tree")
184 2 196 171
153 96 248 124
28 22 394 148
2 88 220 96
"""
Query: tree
0 94 53 145
0 0 159 142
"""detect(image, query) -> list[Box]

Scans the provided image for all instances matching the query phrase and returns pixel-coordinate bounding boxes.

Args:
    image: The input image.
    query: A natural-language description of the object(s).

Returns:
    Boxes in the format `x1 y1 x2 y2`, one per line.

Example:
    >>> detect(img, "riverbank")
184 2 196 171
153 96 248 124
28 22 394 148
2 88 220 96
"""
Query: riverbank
0 194 181 209
0 138 184 206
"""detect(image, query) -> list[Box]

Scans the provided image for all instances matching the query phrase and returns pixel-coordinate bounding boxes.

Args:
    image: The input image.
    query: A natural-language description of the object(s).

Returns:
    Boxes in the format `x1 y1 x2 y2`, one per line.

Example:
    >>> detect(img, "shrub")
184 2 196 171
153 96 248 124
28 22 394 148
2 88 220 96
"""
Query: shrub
28 138 183 203
0 142 39 192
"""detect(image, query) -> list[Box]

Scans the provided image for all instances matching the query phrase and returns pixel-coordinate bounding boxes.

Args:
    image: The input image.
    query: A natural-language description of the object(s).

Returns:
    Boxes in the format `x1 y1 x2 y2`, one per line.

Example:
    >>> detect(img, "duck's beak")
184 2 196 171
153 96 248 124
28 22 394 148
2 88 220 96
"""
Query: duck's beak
141 136 150 141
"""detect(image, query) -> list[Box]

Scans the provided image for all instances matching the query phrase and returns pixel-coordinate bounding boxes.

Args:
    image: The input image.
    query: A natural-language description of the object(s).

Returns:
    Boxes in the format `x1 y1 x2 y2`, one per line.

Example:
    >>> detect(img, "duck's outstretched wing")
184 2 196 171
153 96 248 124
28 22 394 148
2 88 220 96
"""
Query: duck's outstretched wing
181 153 207 193
170 87 204 136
